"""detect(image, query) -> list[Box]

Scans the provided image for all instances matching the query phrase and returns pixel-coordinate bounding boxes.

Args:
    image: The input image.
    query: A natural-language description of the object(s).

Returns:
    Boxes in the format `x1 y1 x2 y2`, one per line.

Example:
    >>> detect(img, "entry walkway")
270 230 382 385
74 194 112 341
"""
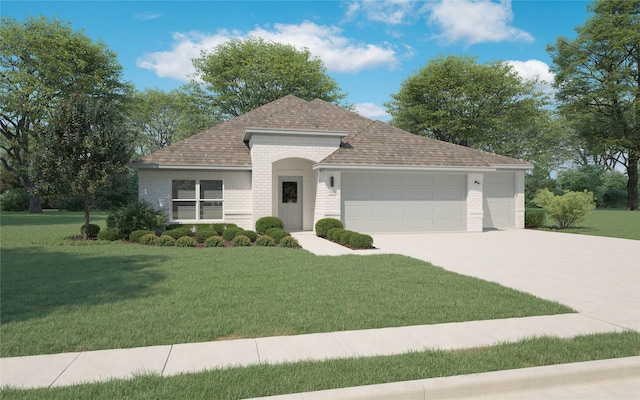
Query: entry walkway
2 230 639 398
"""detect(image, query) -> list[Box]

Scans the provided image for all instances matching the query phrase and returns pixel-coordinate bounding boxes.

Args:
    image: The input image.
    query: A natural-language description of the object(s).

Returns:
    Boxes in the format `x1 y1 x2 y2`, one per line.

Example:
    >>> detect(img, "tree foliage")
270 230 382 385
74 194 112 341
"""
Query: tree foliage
0 16 131 213
385 55 560 169
547 0 640 210
37 93 134 239
130 84 219 156
192 37 349 118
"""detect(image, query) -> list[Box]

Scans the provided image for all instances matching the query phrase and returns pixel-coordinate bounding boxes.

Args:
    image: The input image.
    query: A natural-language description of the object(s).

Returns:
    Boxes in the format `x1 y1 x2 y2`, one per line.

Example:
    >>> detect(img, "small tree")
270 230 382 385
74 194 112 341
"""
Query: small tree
37 93 134 239
533 188 596 229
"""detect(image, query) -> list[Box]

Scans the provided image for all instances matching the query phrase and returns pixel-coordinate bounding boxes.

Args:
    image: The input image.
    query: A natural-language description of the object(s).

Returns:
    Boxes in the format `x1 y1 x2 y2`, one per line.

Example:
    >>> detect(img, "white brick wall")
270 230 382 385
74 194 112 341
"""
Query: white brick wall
248 134 341 230
515 170 525 229
138 169 253 229
466 173 484 232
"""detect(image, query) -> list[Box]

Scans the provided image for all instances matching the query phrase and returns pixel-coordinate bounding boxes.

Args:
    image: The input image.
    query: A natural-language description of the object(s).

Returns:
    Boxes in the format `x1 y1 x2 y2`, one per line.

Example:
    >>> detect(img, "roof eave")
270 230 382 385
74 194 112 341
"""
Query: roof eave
130 163 252 171
313 164 500 172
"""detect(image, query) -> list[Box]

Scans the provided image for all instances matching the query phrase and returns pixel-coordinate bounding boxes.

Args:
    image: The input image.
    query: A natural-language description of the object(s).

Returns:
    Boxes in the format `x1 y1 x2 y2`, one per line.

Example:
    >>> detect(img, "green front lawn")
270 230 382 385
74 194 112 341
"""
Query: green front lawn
1 212 572 357
538 208 640 240
2 332 639 399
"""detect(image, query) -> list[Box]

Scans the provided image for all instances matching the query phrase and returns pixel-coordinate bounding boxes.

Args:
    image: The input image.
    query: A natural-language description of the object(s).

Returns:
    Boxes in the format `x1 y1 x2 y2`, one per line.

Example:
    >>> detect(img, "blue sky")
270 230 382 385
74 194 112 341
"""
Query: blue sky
4 0 592 120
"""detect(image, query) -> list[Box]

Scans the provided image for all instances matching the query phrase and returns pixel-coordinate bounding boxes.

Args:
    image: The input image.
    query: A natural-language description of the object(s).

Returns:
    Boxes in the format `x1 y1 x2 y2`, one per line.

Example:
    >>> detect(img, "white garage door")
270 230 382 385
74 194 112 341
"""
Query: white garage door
342 172 467 232
483 172 515 228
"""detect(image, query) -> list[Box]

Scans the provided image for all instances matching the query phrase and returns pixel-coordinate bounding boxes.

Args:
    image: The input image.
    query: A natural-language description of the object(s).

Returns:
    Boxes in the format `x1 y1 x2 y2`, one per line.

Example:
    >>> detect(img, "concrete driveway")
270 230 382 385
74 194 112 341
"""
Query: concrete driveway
370 229 640 332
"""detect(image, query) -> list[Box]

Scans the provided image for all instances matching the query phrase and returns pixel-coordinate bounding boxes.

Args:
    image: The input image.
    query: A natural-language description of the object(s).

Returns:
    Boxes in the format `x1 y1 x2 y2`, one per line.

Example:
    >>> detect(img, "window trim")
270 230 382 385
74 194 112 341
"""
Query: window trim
171 179 224 222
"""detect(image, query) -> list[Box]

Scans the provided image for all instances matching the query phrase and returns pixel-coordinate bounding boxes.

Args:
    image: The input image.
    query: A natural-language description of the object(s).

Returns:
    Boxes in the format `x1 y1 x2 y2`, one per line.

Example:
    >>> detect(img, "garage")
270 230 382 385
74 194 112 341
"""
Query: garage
342 172 467 232
483 172 515 228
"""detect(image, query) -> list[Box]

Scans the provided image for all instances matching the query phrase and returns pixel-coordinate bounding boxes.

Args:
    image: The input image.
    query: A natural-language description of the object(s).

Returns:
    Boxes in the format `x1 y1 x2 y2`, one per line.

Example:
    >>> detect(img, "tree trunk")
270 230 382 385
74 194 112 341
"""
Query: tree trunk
28 194 42 214
627 152 639 211
83 187 90 240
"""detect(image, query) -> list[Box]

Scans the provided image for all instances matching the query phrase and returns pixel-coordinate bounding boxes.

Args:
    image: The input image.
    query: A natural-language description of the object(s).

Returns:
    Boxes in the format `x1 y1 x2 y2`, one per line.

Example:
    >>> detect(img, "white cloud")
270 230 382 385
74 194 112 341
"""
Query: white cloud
354 102 390 120
134 12 162 21
506 59 555 95
427 0 534 45
344 0 420 25
137 21 398 81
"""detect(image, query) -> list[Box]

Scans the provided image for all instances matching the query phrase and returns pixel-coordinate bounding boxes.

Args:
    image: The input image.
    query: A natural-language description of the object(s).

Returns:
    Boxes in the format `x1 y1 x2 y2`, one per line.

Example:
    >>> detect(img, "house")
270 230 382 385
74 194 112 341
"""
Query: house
131 95 533 233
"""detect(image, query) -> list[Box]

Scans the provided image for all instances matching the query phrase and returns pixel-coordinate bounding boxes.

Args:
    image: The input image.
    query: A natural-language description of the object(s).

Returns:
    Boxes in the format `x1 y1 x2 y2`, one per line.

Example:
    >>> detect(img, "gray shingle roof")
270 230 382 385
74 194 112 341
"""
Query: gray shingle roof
131 95 532 169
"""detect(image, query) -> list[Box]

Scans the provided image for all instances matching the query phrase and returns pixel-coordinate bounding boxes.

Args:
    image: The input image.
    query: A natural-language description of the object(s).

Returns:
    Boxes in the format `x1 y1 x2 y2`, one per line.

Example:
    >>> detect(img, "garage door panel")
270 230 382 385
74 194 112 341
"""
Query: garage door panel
483 172 515 228
342 173 467 232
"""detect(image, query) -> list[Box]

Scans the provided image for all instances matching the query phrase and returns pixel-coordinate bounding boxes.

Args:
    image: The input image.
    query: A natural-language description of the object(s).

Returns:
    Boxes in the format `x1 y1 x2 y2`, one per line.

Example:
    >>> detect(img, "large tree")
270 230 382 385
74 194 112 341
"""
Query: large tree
191 37 349 119
130 84 219 157
547 0 639 210
37 93 134 239
384 55 560 169
0 16 130 213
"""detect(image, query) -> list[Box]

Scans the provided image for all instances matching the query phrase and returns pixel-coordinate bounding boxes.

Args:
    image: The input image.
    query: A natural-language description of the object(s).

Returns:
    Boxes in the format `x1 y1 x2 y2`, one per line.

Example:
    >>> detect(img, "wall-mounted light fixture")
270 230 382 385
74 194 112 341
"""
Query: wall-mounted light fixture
330 176 335 188
474 180 481 185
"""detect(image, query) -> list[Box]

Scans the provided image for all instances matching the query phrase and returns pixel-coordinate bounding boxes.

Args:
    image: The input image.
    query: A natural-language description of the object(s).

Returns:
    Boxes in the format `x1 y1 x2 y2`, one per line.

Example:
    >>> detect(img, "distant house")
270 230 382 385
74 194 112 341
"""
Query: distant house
131 95 532 232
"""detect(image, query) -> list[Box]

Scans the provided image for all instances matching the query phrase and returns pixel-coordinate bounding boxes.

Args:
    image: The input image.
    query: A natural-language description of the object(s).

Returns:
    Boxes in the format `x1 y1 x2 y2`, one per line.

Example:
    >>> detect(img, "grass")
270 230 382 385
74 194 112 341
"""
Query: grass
538 208 640 240
2 331 639 399
0 211 574 357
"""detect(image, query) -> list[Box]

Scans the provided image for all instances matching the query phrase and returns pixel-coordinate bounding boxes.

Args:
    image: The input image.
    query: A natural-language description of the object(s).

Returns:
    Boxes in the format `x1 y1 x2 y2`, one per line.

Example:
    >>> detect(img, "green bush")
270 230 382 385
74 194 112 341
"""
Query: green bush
255 235 275 247
195 228 218 243
97 229 120 241
231 235 251 247
222 227 243 241
211 223 237 234
265 228 290 244
349 233 373 249
55 194 84 211
129 229 153 243
239 230 258 242
255 216 284 234
106 199 166 239
279 236 299 248
525 210 546 229
533 188 596 229
139 233 159 246
339 230 356 246
175 236 197 247
315 218 344 238
327 227 345 242
0 188 29 211
163 228 192 240
204 235 225 248
156 235 176 247
80 224 101 238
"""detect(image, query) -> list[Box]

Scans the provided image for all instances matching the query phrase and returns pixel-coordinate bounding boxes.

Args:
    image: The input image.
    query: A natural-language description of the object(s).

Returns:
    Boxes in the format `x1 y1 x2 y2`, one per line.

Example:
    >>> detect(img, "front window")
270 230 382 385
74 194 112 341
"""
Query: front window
172 179 223 221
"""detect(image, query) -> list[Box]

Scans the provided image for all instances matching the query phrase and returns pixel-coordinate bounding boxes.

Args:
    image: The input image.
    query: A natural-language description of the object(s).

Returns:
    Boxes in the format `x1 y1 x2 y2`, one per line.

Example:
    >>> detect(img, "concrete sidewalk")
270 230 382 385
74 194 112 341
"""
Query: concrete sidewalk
0 313 628 389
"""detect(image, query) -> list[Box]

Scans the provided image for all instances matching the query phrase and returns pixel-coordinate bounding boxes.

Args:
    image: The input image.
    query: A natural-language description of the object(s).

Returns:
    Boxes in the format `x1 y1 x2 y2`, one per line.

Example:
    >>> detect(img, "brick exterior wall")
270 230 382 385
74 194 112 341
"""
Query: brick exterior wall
466 173 484 232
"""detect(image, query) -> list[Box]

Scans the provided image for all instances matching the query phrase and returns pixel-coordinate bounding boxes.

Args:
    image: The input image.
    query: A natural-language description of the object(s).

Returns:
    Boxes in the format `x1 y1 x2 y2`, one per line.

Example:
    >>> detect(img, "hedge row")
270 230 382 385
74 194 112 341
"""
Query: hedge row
315 218 373 249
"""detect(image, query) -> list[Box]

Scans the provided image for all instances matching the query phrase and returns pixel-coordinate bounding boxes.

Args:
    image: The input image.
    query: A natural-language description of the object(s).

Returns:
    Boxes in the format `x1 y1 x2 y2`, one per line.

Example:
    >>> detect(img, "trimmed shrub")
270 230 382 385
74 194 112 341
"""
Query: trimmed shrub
349 233 373 249
165 224 182 231
266 228 290 244
533 188 596 229
81 224 101 238
222 227 243 241
0 188 29 211
239 230 258 242
255 216 284 234
175 236 197 247
204 235 225 248
525 210 546 229
156 235 176 247
339 230 356 246
106 199 166 239
211 223 237 234
195 228 218 243
315 218 343 238
255 235 275 247
327 227 345 242
279 236 299 248
162 228 192 240
231 235 251 247
139 233 159 246
129 229 153 243
97 229 120 241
